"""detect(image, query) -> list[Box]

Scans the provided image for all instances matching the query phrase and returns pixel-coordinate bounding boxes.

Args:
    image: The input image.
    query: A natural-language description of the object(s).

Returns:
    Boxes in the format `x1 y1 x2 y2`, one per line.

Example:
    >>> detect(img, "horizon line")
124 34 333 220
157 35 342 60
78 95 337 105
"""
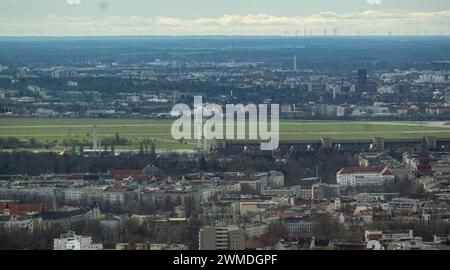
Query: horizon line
1 34 450 39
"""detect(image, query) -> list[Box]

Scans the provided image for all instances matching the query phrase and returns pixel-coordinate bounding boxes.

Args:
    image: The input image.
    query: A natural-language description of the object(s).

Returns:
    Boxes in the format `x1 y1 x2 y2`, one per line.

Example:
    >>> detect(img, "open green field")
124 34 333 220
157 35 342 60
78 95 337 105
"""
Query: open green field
0 118 450 151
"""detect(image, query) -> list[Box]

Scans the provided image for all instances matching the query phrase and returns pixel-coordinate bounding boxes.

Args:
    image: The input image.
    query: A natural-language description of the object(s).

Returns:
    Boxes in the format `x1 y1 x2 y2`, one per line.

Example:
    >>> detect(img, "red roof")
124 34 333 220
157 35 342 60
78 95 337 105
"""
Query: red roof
68 173 84 180
0 201 6 211
109 169 144 181
338 166 393 175
104 187 126 193
245 237 281 249
5 203 42 216
278 211 300 219
380 167 393 176
358 209 374 216
201 202 214 208
428 105 450 110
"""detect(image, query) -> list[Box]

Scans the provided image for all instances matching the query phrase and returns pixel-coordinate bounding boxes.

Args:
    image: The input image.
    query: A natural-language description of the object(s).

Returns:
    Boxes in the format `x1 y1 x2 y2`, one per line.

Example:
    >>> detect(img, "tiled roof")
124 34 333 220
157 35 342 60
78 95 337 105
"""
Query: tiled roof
2 203 43 216
338 166 393 175
109 169 144 181
245 237 281 249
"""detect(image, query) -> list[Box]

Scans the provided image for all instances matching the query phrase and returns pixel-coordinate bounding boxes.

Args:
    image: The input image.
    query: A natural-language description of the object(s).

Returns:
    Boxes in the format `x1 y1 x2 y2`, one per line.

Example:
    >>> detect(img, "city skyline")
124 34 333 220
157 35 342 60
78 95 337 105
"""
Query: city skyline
1 0 450 36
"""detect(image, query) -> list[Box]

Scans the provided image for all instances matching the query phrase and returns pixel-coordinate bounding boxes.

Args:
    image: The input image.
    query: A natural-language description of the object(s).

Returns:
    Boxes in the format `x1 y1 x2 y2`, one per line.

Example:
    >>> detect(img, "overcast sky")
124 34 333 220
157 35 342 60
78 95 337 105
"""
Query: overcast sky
1 0 450 36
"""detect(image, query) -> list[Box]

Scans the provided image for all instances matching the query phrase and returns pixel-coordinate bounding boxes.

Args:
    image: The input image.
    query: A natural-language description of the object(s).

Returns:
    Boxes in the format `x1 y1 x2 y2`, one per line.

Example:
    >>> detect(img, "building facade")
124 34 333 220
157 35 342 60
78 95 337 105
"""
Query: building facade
199 225 245 250
337 167 395 188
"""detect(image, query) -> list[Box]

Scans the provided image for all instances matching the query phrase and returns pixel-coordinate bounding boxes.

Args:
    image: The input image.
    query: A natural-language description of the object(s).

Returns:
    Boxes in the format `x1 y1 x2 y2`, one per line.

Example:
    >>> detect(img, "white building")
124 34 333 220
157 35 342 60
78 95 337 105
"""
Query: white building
239 201 276 216
388 198 423 216
337 167 394 188
67 81 78 87
36 108 58 117
102 189 126 206
282 216 315 237
53 231 103 250
244 223 269 239
64 188 85 203
268 171 285 188
1 216 41 233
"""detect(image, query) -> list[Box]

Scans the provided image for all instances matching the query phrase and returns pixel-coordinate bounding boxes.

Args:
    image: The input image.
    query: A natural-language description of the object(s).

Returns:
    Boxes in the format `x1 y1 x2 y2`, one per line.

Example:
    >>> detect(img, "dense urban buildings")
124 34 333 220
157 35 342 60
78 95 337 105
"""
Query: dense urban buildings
1 3 450 250
0 36 449 251
1 42 450 252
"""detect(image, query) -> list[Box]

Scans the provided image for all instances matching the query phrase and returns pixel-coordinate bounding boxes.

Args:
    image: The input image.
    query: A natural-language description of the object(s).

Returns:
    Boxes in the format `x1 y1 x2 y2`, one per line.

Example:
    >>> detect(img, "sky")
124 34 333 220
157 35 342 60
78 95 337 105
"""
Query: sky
0 0 450 36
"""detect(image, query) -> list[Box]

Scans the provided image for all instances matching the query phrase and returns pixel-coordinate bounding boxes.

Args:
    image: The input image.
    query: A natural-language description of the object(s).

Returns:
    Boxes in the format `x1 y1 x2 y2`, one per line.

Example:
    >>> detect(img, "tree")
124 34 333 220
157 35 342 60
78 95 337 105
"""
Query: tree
164 196 174 212
263 222 284 238
313 215 343 239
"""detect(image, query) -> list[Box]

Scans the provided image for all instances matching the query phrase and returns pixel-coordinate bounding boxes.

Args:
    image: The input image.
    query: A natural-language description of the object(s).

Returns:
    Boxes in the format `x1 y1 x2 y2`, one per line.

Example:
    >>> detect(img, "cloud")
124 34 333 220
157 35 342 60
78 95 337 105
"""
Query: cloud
367 0 381 5
153 10 450 35
1 9 450 36
66 0 81 5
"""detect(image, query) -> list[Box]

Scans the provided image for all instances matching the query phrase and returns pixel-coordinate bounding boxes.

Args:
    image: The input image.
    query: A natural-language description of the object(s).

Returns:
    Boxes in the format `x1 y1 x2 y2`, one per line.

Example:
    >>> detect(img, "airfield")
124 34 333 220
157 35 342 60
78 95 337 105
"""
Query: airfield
1 118 450 151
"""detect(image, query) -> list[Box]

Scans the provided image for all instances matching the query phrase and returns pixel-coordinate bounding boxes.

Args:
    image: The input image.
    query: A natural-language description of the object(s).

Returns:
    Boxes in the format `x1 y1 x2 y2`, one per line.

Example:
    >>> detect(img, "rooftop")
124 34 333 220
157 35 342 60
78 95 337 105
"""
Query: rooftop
337 166 393 175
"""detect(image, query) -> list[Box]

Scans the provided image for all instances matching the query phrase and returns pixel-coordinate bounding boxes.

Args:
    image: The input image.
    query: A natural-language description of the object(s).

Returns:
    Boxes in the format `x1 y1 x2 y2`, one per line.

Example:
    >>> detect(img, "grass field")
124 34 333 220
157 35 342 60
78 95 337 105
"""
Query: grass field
1 118 450 151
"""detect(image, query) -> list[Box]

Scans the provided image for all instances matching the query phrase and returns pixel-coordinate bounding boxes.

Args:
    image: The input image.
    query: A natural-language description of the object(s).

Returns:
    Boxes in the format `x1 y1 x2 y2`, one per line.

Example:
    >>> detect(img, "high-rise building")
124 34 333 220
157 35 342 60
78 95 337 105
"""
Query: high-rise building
417 138 432 176
51 69 72 79
293 55 297 71
199 225 245 250
444 90 450 104
356 69 368 92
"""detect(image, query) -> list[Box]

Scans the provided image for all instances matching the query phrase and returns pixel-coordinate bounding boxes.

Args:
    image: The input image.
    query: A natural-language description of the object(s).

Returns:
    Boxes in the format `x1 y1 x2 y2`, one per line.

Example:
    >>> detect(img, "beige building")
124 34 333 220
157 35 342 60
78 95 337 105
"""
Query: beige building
199 225 245 250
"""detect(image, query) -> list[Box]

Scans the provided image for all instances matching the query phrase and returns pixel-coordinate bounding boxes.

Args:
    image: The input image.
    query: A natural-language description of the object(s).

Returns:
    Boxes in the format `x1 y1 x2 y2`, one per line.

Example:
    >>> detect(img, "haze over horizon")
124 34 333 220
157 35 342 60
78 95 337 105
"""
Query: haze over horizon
1 0 450 36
